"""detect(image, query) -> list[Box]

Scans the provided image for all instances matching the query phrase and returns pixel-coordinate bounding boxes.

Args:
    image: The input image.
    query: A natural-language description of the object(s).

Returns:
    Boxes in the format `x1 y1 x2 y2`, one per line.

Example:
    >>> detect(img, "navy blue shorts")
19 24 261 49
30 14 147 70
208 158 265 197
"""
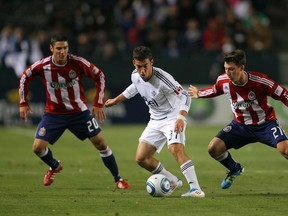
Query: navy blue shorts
35 110 101 144
216 120 288 149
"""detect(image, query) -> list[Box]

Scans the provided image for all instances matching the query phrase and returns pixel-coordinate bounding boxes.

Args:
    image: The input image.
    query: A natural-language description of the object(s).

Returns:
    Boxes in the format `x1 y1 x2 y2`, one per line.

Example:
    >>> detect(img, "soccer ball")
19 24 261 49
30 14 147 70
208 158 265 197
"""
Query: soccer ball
146 174 171 197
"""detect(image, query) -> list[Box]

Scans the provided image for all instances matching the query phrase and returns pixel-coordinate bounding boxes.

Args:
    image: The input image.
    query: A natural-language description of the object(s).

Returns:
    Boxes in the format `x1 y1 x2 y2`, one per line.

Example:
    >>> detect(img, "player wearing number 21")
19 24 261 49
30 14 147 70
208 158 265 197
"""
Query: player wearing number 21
18 34 129 189
188 49 288 190
105 46 205 197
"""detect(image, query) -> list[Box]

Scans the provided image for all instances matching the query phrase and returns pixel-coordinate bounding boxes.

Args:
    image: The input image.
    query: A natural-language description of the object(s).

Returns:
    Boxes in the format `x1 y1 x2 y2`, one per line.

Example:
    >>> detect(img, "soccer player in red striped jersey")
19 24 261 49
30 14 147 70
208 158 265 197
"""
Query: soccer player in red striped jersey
19 34 129 189
189 49 288 189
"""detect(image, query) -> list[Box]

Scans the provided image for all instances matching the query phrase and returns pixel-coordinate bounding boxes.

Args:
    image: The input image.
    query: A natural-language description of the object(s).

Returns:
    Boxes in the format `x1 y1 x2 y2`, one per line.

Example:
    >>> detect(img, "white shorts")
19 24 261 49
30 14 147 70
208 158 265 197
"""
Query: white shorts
139 117 186 153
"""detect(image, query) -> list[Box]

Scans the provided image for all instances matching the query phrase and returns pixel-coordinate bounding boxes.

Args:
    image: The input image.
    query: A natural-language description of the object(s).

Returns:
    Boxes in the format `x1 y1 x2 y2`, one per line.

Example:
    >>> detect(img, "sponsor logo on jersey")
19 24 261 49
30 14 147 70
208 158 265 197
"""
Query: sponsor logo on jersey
50 79 77 89
38 127 46 136
232 101 253 109
143 97 159 108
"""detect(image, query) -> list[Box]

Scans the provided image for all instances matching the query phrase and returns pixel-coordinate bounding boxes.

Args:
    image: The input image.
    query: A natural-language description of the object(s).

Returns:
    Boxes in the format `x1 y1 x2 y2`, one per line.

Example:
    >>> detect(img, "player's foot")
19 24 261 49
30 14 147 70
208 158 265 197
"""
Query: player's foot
116 178 130 189
181 188 205 198
169 178 183 193
221 166 244 189
43 162 63 186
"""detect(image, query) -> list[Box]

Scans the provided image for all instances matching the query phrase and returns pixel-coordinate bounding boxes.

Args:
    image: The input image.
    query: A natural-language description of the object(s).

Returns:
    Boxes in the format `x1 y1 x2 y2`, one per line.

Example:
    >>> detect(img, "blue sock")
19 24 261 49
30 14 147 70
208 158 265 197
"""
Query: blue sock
38 148 59 169
218 151 241 172
101 154 121 182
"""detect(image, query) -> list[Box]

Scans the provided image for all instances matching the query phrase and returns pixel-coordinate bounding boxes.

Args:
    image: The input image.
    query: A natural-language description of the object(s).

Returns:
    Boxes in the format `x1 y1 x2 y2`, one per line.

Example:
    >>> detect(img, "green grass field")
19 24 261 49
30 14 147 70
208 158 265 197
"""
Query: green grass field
1 124 288 216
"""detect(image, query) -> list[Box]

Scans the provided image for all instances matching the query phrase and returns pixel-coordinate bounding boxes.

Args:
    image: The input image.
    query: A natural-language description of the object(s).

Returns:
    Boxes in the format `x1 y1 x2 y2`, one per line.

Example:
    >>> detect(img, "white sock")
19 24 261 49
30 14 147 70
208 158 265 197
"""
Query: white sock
181 160 201 190
152 162 178 183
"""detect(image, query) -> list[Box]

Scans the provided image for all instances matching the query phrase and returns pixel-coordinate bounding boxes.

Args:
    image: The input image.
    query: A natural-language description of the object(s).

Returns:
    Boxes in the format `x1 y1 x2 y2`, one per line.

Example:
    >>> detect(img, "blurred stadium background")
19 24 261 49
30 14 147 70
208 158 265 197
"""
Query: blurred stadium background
1 0 288 126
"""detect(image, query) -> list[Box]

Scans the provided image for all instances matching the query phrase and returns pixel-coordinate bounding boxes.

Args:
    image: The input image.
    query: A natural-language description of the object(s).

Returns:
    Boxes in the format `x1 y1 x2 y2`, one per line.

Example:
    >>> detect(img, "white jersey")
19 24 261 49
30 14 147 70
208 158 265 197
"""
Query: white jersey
123 67 191 120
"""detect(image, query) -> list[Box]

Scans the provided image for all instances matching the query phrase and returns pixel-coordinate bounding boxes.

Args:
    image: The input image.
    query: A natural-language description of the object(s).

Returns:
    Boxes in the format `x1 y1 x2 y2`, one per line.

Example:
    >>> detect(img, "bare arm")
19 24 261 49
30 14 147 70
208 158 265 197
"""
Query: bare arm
105 93 128 107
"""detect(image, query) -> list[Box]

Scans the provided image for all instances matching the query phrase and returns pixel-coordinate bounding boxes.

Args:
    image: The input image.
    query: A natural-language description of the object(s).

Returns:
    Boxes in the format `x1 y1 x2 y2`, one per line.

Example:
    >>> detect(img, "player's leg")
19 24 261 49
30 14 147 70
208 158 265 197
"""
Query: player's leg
69 110 128 189
33 138 61 169
165 119 204 198
89 132 129 189
135 140 181 184
168 143 203 195
137 123 182 186
256 120 288 160
210 121 251 189
34 113 66 186
208 137 243 172
277 140 288 160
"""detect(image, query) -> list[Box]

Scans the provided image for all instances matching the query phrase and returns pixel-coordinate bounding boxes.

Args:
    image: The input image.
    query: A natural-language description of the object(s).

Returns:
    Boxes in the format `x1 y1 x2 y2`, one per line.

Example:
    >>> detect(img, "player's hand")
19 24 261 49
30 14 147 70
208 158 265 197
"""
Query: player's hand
19 106 33 122
92 106 106 123
174 119 185 134
188 85 199 98
105 98 116 107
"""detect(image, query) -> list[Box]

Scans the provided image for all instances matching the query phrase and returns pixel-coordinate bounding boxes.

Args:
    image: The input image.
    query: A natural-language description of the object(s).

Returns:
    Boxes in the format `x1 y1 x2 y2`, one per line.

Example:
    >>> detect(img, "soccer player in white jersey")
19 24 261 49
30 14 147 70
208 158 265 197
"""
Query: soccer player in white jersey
105 46 205 197
19 34 129 189
189 49 288 189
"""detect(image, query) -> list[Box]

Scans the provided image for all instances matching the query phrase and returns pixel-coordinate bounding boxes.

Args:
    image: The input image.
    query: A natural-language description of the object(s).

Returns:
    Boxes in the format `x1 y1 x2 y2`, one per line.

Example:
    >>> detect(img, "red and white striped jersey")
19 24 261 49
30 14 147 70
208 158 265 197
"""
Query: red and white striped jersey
19 54 105 114
198 71 288 125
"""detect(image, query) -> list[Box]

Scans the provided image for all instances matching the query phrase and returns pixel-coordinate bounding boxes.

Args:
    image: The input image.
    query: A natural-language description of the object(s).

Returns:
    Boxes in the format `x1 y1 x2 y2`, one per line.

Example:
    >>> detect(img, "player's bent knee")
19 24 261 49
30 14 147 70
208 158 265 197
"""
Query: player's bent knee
277 141 288 160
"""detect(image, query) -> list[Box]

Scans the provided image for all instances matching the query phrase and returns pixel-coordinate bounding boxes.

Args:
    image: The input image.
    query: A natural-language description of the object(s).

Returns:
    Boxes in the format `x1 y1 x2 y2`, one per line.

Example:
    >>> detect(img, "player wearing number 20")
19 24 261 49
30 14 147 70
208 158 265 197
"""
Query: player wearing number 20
18 34 129 189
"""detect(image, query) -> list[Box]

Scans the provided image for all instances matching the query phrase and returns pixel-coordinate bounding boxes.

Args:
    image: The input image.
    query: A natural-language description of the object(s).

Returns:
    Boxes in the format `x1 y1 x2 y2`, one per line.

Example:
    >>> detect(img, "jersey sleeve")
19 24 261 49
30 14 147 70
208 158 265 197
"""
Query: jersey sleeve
179 89 191 113
267 77 288 107
198 84 223 98
161 72 191 113
123 83 138 99
84 63 106 108
19 67 37 107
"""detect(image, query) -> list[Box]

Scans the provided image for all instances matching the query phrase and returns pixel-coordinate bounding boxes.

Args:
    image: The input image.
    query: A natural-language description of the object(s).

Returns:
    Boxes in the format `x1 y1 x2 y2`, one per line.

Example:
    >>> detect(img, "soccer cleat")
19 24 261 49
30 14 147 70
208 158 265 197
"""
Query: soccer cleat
169 178 183 193
43 162 63 186
116 179 130 189
221 166 244 189
181 188 205 198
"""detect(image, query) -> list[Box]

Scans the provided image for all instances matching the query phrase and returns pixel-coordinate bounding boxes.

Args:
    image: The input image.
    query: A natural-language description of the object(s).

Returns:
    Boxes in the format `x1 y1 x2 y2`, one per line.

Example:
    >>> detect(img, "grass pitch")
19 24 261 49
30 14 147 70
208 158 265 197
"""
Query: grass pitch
0 124 288 216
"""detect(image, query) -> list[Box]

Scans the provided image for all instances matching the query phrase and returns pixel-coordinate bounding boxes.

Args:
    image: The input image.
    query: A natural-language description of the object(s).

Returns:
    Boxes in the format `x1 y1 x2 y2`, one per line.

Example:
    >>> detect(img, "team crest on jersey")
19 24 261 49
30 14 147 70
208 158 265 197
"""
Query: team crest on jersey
248 91 256 100
151 91 156 97
38 127 46 136
223 125 232 133
69 70 77 79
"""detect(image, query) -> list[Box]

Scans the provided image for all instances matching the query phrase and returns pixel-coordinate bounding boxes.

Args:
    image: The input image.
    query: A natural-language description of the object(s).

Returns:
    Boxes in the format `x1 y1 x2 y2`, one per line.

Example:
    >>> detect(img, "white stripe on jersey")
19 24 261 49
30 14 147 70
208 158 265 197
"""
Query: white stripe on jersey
57 74 73 110
44 64 58 104
249 74 274 87
97 72 105 105
70 54 91 67
199 89 215 97
72 78 87 111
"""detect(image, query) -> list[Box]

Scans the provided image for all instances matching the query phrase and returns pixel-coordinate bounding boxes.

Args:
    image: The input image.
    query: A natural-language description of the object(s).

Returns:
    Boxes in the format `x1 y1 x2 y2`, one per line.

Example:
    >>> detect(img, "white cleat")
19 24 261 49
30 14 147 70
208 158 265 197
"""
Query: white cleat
181 188 205 198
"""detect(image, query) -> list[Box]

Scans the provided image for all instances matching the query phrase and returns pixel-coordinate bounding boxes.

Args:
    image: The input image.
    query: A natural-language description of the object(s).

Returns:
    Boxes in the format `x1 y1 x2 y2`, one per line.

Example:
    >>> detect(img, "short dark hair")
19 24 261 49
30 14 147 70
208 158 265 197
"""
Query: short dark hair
133 46 153 61
50 34 68 46
224 49 246 67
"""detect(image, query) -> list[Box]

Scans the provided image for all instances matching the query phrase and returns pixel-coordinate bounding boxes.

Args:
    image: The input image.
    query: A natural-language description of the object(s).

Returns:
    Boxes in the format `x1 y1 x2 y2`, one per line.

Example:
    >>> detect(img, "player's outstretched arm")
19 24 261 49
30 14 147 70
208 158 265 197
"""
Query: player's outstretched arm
19 106 33 122
188 85 200 98
105 93 127 107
